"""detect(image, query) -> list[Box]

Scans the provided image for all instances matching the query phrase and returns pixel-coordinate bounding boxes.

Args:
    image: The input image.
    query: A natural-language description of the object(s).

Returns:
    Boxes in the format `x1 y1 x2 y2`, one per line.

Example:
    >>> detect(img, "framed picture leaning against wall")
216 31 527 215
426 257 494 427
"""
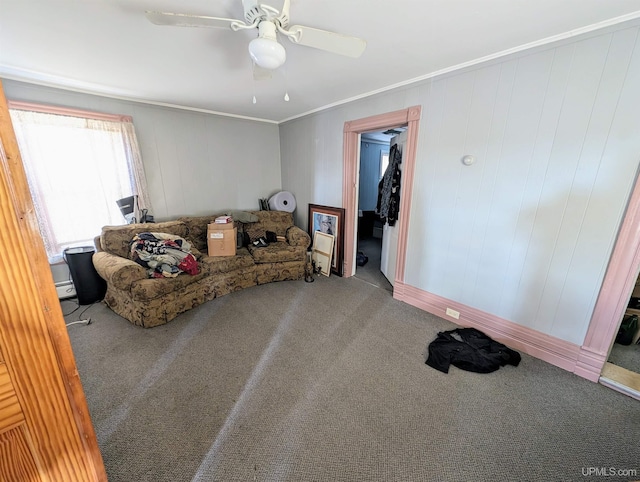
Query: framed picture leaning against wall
311 231 334 277
308 203 345 276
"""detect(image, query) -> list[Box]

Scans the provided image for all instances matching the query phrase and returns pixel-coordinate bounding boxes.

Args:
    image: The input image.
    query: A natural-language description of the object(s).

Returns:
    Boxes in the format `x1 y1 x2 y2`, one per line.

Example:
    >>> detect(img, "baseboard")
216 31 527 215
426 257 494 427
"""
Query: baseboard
393 281 601 380
574 346 608 382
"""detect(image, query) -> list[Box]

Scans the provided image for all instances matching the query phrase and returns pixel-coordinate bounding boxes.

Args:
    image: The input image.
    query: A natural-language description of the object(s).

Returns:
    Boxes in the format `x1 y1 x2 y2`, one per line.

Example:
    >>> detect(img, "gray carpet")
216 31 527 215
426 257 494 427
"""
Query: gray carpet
355 236 393 292
608 342 640 373
63 276 640 482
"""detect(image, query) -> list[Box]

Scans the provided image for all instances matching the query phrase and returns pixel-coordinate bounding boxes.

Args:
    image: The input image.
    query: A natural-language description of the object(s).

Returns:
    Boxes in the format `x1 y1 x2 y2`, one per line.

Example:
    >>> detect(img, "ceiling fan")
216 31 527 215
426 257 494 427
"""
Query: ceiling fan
145 0 366 74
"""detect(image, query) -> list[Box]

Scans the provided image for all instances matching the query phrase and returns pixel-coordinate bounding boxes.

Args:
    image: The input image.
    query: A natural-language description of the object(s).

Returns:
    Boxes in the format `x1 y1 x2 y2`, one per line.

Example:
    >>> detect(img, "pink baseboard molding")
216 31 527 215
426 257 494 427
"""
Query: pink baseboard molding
394 281 606 380
574 347 608 382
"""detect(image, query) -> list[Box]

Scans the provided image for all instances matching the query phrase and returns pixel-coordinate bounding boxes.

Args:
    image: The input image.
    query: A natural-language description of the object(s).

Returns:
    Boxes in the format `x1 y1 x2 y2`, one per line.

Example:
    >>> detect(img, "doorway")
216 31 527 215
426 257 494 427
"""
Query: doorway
342 106 422 289
354 130 395 291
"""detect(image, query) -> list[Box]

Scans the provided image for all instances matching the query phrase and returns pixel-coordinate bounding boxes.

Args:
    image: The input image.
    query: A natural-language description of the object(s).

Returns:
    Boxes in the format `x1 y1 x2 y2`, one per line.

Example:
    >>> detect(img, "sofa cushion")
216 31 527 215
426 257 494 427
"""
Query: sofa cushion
244 211 294 241
100 221 188 258
198 248 255 274
177 214 225 251
130 268 209 302
247 242 305 264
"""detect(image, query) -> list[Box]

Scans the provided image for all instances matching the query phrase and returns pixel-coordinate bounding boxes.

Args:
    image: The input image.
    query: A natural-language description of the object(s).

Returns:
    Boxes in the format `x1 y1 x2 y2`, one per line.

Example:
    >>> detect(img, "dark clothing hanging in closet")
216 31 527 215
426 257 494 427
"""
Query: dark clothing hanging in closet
426 328 521 374
376 142 402 226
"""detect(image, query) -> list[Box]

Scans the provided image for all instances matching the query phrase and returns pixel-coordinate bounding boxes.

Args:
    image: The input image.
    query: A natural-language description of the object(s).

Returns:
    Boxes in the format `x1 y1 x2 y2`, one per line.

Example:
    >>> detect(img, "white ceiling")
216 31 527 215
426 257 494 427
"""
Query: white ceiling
1 0 640 123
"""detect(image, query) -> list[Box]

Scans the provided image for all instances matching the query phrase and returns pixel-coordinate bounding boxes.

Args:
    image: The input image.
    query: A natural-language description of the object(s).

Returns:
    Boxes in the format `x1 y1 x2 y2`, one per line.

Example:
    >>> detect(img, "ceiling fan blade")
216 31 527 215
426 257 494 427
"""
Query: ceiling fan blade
252 62 272 81
145 11 246 30
286 25 366 58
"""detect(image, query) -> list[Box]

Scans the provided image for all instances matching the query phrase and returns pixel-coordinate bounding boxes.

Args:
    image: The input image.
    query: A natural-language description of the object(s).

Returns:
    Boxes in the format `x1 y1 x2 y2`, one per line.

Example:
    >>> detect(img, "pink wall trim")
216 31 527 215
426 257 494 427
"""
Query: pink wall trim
394 281 587 375
394 107 421 284
575 347 608 382
342 130 358 277
341 109 640 384
7 100 132 123
580 170 640 379
342 106 422 278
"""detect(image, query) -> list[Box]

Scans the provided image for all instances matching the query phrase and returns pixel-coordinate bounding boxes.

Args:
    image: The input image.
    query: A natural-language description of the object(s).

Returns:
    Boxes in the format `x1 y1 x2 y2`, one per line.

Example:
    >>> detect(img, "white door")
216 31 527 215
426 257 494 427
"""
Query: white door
380 130 407 286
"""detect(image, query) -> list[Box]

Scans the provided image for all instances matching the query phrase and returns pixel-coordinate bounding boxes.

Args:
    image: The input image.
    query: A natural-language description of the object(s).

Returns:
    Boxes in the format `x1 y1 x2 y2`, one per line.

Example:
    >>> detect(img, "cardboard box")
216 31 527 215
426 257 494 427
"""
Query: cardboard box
207 223 236 257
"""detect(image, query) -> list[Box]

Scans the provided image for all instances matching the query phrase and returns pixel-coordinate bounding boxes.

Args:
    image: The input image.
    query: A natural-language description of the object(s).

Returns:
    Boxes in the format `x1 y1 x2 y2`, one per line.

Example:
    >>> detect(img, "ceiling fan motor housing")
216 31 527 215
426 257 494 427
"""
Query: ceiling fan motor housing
242 0 261 23
243 0 290 28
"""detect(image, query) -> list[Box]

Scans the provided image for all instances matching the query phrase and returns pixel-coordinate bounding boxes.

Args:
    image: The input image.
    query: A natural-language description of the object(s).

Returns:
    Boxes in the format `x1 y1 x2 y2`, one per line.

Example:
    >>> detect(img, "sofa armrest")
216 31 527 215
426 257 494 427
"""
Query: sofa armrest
93 235 104 252
93 251 147 291
286 226 311 249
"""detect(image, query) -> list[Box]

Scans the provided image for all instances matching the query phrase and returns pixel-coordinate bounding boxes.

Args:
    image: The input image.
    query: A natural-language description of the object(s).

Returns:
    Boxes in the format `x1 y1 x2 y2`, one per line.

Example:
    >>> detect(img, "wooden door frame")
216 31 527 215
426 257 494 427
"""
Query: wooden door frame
342 106 421 289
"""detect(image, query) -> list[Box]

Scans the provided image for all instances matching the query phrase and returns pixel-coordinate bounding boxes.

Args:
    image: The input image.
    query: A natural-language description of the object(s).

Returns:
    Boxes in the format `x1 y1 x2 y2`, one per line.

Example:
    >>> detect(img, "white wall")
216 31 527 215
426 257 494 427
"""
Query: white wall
2 79 282 220
280 20 640 346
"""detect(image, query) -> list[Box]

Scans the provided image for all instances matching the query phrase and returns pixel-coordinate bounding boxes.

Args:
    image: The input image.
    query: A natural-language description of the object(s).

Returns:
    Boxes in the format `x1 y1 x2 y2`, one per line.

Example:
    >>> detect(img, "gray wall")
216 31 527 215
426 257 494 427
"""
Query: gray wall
5 19 640 344
2 79 282 220
280 20 640 346
3 79 282 284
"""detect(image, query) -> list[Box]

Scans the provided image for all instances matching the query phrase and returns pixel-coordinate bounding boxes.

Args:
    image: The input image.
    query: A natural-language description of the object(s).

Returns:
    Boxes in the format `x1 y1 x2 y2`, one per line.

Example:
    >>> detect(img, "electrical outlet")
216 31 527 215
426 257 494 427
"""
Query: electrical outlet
445 307 460 319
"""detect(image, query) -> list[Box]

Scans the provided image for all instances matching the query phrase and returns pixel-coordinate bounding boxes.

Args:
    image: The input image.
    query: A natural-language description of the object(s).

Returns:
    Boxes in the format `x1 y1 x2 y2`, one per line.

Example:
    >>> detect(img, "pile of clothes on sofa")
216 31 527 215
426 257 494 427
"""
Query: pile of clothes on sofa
130 232 199 278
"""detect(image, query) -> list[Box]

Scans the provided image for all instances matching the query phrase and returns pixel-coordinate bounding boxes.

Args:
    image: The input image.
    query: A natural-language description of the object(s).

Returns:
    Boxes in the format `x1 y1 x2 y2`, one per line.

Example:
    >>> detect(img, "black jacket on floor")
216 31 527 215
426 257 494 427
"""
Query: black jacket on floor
426 328 521 374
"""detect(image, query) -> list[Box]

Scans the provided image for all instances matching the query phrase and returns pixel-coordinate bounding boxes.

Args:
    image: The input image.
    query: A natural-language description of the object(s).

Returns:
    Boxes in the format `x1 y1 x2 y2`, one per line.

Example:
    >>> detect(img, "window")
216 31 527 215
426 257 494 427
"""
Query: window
9 102 150 262
380 152 389 179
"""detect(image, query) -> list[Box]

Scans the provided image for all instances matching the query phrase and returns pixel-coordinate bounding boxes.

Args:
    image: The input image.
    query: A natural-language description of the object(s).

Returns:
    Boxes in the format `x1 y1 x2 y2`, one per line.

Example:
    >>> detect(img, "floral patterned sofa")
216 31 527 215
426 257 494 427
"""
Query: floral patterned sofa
92 211 311 328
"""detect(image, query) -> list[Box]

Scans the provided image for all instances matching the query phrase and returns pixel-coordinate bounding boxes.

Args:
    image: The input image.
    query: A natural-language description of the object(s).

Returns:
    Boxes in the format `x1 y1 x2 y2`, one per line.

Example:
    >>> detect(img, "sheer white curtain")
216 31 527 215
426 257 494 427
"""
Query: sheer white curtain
9 106 151 261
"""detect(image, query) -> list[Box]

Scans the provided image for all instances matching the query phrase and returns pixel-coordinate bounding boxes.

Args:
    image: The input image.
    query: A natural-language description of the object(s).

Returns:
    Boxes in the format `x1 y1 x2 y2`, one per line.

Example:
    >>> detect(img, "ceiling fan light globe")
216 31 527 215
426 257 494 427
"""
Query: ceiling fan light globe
248 38 286 70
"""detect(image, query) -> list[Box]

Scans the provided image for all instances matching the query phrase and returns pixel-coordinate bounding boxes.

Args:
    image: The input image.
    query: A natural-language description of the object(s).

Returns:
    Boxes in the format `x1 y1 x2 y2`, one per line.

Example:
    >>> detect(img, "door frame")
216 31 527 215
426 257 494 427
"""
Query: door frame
342 106 421 288
380 130 408 287
577 169 640 381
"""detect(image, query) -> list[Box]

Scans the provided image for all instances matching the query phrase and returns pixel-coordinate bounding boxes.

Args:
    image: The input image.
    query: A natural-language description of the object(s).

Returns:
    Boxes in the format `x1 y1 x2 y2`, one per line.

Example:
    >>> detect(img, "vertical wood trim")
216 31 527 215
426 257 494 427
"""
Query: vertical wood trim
342 106 422 278
580 168 640 376
0 81 107 480
342 130 359 276
394 107 422 283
